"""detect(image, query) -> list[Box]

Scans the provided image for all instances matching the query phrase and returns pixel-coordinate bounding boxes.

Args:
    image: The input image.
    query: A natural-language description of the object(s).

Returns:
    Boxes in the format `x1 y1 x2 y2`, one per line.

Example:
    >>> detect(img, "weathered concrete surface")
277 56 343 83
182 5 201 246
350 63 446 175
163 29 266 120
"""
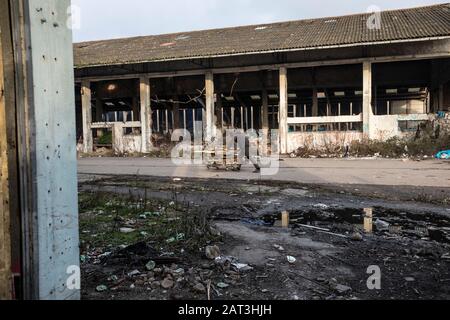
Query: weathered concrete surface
78 157 450 188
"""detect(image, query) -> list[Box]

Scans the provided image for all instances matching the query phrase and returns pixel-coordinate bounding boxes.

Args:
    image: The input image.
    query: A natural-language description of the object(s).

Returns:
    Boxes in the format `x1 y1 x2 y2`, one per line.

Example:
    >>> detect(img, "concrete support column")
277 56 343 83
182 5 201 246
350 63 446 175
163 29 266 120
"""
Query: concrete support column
81 80 93 153
172 96 180 130
312 88 319 117
439 84 444 110
279 67 288 154
362 61 373 137
132 96 139 122
216 92 223 131
95 98 104 137
205 71 215 141
140 77 152 153
261 89 269 131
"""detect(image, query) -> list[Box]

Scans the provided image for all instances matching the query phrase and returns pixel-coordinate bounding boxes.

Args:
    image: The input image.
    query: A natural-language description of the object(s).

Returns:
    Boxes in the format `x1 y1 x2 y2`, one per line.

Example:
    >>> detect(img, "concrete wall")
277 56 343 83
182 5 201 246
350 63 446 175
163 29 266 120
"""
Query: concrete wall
112 124 142 154
287 131 364 152
369 115 401 140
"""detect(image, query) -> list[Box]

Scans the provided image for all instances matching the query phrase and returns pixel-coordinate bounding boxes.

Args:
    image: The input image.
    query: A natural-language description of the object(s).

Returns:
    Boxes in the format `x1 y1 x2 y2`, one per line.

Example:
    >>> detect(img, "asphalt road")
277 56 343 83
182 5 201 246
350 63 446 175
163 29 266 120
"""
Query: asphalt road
78 157 450 187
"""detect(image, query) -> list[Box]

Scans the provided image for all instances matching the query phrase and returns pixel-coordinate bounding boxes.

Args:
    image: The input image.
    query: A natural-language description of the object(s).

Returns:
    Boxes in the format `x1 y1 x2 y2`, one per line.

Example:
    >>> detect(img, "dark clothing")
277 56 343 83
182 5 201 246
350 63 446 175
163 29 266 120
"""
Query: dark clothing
244 136 260 171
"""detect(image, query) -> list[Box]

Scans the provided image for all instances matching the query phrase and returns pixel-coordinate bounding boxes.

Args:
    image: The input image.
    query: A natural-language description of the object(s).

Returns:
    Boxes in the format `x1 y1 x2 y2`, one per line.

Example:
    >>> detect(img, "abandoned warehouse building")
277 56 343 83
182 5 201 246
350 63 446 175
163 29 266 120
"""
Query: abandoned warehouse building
73 4 450 155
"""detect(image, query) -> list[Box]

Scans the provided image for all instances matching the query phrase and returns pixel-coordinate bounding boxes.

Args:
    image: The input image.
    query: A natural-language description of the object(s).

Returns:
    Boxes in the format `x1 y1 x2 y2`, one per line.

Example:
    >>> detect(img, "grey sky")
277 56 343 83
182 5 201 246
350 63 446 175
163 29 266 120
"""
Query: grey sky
72 0 448 43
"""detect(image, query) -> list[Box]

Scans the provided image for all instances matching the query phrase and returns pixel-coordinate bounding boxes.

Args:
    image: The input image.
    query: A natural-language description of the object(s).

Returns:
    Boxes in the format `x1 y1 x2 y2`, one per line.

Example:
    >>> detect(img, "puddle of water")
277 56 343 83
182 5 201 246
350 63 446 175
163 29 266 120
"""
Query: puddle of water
259 207 450 244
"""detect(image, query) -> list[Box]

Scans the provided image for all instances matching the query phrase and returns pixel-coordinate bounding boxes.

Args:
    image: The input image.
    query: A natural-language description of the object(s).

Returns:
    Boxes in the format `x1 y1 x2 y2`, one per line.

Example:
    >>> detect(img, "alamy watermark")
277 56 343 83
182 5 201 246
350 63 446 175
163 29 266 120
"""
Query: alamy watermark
367 265 382 290
367 5 382 30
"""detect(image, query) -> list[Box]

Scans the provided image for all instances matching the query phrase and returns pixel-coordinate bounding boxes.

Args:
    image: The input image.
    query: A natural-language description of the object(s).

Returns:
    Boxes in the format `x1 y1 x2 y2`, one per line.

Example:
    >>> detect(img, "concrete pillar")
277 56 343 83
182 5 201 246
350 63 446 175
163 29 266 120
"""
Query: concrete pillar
140 76 152 153
13 0 80 299
205 71 215 141
172 96 180 130
132 96 139 121
95 98 103 122
216 92 223 131
0 31 12 299
312 88 319 117
279 67 288 154
95 98 103 137
362 62 373 137
261 89 269 130
81 80 93 153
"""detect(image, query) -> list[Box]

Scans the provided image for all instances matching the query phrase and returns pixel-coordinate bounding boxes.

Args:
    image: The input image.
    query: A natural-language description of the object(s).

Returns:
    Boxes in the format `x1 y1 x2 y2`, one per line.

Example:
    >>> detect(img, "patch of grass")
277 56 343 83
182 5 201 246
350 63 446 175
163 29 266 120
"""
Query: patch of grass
78 191 219 253
97 131 113 145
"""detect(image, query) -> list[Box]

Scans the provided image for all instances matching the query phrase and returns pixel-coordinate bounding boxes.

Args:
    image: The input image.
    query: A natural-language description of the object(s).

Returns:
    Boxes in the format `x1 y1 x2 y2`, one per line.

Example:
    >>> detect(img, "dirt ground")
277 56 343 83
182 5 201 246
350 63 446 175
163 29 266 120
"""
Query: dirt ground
78 175 450 300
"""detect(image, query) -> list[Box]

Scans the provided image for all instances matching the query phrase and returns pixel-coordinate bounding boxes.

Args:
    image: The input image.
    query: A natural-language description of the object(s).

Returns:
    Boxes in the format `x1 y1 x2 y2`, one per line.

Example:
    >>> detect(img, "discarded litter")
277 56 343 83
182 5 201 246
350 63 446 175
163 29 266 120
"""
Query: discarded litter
96 285 108 292
351 232 363 241
127 269 140 277
205 245 221 260
161 278 174 289
287 256 296 264
145 260 156 271
435 150 450 160
274 244 285 251
120 227 136 234
335 284 352 294
217 282 230 289
166 233 185 243
232 263 254 272
374 219 390 231
314 203 329 210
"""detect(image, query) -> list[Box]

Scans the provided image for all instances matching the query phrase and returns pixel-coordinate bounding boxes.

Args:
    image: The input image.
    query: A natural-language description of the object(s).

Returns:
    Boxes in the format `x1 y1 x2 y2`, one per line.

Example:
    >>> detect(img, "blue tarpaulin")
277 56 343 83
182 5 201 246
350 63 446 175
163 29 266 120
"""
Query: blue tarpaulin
435 150 450 160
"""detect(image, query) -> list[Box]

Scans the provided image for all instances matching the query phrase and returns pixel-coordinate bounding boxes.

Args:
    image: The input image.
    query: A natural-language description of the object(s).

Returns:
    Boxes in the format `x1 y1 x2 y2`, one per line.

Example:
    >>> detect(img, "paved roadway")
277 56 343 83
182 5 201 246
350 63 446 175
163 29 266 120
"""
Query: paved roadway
78 157 450 187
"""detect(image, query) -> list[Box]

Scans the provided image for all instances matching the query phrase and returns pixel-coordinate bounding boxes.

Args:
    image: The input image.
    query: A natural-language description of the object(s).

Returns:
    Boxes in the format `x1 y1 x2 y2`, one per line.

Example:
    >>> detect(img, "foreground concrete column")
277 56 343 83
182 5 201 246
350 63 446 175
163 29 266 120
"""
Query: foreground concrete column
12 0 80 299
81 80 93 153
140 77 152 153
279 67 288 154
205 71 215 141
362 62 373 137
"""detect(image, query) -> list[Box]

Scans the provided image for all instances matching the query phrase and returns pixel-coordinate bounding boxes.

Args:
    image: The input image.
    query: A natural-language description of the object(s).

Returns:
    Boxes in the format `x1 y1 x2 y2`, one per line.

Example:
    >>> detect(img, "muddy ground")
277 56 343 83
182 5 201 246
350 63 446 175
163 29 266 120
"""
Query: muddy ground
78 175 450 300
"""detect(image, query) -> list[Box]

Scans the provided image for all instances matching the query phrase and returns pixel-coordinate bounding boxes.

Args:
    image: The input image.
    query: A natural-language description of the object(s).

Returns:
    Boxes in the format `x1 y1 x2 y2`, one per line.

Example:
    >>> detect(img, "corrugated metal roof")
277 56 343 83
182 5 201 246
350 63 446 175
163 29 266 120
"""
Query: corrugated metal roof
74 4 450 68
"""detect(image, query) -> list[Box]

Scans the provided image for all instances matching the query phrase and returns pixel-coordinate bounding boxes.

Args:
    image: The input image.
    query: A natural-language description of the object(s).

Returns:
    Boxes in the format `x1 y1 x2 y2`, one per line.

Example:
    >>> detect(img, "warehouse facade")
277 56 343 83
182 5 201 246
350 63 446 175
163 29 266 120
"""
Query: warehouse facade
74 4 450 155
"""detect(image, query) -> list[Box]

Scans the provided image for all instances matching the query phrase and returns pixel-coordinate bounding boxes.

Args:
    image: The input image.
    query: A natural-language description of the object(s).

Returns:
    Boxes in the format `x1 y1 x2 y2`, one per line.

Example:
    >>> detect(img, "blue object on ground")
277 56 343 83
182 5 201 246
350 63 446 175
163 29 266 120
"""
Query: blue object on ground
437 111 446 118
435 150 450 159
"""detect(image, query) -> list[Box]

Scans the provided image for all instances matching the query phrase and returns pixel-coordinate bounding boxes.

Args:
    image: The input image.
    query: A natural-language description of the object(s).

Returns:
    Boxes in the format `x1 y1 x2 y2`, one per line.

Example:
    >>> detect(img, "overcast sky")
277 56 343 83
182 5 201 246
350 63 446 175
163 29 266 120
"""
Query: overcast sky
71 0 448 43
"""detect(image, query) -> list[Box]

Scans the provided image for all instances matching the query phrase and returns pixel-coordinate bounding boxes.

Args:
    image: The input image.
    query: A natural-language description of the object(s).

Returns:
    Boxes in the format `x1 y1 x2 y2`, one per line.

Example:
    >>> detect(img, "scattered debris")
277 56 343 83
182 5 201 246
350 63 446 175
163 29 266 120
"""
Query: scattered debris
119 227 136 233
351 232 363 241
80 176 450 301
287 256 297 264
217 282 230 289
161 278 175 289
435 150 450 160
282 211 290 228
232 263 254 272
274 244 285 252
205 245 221 260
145 260 156 271
335 284 352 294
127 269 140 277
96 285 108 292
374 219 390 231
193 283 206 294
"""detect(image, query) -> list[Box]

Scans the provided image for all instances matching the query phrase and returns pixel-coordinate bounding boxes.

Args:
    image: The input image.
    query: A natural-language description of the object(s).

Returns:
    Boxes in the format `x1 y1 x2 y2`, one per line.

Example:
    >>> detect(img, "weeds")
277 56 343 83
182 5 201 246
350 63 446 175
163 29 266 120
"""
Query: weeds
79 191 219 254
